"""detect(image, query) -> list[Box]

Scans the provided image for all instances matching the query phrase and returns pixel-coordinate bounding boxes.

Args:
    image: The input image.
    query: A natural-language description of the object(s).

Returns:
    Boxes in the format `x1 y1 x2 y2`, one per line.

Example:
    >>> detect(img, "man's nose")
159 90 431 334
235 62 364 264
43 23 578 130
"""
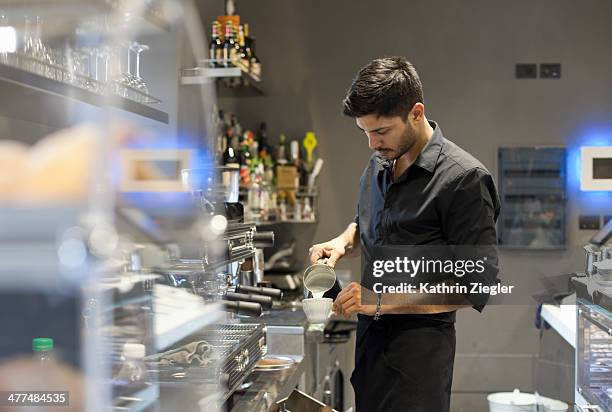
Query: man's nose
367 133 380 150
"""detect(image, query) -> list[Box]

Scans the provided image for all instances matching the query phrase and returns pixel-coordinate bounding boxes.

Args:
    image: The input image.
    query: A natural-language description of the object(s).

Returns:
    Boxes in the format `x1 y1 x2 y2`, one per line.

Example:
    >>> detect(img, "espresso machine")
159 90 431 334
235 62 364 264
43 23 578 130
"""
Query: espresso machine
106 165 282 410
572 219 612 411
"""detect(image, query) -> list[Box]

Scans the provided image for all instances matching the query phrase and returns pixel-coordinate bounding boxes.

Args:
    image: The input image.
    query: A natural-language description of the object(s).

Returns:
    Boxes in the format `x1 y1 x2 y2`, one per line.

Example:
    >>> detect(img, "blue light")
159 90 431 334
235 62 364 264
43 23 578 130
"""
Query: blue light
115 128 215 213
567 126 612 208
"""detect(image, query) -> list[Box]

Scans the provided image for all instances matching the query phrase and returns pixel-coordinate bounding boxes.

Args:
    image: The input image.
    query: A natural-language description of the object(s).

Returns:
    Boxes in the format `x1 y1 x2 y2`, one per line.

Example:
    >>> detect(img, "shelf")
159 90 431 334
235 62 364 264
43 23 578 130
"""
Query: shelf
0 62 168 128
154 285 223 351
0 0 170 34
181 65 264 97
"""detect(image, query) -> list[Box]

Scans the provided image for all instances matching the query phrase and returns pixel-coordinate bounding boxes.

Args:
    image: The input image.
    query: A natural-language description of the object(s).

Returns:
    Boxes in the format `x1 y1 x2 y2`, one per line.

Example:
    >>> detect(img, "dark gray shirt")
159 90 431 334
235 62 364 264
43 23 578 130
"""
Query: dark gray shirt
356 120 500 323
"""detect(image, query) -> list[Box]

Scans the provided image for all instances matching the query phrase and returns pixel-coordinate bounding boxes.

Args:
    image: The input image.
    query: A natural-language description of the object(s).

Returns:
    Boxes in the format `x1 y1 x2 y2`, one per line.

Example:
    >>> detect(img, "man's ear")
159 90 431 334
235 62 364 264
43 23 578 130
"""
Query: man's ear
409 103 425 122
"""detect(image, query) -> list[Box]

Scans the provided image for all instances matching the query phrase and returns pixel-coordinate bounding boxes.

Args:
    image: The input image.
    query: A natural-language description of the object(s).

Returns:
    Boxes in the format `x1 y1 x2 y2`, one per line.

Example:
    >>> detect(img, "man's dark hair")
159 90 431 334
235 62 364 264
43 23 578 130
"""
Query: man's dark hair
342 57 423 119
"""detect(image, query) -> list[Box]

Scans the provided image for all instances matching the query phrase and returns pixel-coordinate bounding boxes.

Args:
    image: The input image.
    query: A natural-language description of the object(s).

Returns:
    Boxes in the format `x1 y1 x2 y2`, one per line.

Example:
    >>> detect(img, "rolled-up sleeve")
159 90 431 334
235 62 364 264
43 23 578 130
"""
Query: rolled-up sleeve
440 167 501 311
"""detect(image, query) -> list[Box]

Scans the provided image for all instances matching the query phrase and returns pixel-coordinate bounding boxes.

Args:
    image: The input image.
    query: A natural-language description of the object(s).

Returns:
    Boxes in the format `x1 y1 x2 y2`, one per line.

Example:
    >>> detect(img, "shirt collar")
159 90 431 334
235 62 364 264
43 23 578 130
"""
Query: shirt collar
374 120 444 174
413 120 444 173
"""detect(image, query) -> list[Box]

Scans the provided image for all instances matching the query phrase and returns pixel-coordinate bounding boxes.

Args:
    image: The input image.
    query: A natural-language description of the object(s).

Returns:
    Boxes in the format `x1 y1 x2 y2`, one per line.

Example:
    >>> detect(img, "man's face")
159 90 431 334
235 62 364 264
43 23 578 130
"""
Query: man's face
355 113 418 160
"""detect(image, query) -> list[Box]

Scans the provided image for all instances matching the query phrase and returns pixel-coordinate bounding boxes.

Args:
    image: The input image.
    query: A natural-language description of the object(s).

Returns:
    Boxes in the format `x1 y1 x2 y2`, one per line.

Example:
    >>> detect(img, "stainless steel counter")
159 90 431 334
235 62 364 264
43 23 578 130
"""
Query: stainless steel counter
229 307 354 412
229 355 307 412
230 307 309 412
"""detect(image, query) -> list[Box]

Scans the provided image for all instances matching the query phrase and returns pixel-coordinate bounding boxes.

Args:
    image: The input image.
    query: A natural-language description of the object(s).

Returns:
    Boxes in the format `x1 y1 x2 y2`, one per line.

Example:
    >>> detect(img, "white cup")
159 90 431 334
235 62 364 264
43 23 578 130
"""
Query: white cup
302 297 333 324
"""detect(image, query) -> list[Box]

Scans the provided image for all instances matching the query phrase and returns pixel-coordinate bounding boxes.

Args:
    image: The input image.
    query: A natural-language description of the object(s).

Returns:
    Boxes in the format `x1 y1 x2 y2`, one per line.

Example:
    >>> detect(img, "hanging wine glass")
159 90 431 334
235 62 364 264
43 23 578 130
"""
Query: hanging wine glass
22 16 35 72
77 46 92 91
0 13 9 65
59 45 72 84
32 16 55 78
65 46 82 87
118 41 133 98
131 41 149 99
104 45 122 95
89 47 103 93
98 47 111 86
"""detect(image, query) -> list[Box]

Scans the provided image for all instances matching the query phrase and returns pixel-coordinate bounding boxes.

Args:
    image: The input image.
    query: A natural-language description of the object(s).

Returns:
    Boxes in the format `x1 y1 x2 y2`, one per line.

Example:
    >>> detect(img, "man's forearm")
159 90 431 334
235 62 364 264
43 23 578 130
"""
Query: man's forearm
336 222 360 257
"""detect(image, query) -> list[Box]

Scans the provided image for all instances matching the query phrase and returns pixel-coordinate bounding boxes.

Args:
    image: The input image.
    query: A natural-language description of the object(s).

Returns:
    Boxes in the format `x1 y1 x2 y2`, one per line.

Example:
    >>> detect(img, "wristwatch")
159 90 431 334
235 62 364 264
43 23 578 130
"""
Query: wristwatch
374 293 382 321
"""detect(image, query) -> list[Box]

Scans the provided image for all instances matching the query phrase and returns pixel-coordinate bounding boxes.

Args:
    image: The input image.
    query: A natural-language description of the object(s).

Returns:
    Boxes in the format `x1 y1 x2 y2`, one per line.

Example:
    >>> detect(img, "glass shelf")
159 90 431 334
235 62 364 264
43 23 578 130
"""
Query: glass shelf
0 59 168 127
0 0 171 33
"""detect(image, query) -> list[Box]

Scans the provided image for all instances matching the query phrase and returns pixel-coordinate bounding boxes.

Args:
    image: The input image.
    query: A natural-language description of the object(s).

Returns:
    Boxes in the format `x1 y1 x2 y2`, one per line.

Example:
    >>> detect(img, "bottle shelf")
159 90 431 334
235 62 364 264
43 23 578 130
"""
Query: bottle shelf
239 185 318 224
181 60 264 97
0 60 168 128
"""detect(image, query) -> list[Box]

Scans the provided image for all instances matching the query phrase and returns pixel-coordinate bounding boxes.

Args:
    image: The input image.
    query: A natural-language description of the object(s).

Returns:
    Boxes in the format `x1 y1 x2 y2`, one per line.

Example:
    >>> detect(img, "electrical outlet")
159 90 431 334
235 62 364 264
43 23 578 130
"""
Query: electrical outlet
579 215 600 230
540 63 561 79
515 63 537 79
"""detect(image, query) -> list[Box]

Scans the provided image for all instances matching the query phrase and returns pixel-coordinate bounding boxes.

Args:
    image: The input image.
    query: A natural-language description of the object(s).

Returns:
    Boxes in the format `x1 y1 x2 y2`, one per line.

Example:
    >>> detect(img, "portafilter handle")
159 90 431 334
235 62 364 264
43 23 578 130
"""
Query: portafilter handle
253 231 275 248
225 291 273 309
235 284 283 300
222 300 263 317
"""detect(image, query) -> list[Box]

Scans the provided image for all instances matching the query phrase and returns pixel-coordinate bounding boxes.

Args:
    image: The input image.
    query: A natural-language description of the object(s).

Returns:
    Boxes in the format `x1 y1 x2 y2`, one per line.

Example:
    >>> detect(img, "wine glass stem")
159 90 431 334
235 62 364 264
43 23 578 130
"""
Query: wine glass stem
126 47 131 76
92 52 99 81
135 50 141 78
104 56 109 82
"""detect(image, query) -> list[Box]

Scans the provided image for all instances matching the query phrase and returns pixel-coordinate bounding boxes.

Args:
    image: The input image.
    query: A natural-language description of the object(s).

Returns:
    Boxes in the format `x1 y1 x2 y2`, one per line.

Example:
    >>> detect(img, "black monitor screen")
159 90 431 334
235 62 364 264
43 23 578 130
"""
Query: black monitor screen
593 158 612 179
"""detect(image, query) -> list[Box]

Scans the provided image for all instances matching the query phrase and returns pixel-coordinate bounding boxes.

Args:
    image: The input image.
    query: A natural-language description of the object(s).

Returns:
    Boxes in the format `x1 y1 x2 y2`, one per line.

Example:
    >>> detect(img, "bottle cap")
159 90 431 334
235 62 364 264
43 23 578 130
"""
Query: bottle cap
123 343 146 358
32 338 54 351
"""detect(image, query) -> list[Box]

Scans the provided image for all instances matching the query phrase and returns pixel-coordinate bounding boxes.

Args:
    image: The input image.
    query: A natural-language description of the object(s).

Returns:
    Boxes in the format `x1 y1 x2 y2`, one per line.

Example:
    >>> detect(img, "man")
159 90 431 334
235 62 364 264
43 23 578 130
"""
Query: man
309 57 500 411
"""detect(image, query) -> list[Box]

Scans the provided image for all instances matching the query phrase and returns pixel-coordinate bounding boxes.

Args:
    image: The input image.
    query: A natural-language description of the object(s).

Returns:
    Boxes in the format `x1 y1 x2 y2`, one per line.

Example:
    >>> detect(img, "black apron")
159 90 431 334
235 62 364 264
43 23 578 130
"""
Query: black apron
350 314 456 412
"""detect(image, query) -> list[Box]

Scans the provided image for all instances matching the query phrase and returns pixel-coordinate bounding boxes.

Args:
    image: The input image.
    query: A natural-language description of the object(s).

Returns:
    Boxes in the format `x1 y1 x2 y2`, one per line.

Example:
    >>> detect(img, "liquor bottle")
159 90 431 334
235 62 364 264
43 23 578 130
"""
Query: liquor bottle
215 109 227 162
243 129 255 150
225 0 236 15
237 25 249 71
223 136 239 168
249 140 260 173
263 153 275 185
290 139 305 187
303 197 313 221
230 114 243 138
239 144 251 185
243 23 253 61
290 139 300 167
257 122 270 158
209 21 222 67
222 21 237 68
276 134 288 165
249 35 261 78
278 191 288 220
233 24 243 69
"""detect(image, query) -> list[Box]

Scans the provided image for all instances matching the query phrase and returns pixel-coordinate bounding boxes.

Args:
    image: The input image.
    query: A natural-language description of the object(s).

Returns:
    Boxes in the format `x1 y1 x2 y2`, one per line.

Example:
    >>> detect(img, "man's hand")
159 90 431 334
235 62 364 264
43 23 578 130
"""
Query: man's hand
309 237 347 268
334 282 377 316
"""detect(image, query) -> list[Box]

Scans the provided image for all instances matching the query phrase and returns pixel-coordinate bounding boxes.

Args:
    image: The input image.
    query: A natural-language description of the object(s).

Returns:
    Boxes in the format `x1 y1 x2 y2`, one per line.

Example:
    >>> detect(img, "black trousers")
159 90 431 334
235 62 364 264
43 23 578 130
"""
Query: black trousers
350 316 456 412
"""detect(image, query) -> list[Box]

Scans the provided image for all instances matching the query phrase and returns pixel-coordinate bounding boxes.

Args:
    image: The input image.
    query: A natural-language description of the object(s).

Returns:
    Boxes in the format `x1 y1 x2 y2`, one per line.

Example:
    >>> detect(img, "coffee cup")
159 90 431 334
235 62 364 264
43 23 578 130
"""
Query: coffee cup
302 297 333 324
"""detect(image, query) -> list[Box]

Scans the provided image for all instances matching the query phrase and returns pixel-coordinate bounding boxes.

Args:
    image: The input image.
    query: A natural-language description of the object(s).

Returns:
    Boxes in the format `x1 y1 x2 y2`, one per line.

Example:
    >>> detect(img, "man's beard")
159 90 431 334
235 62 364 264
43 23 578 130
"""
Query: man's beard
377 125 417 160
